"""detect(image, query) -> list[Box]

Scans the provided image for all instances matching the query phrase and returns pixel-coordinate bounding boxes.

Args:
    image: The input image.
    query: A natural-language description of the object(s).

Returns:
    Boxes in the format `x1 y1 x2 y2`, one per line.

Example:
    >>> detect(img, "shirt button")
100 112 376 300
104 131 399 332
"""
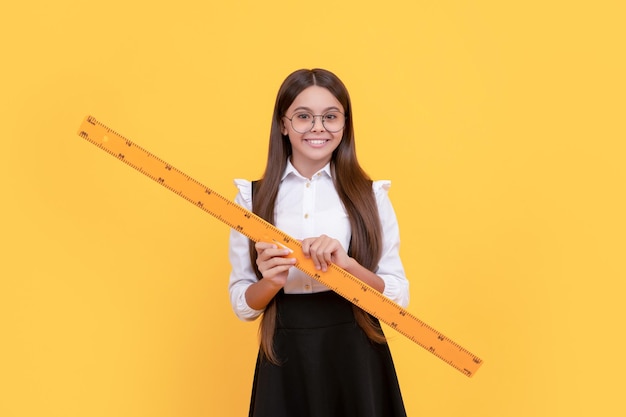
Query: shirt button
306 182 311 188
304 284 311 290
304 213 309 219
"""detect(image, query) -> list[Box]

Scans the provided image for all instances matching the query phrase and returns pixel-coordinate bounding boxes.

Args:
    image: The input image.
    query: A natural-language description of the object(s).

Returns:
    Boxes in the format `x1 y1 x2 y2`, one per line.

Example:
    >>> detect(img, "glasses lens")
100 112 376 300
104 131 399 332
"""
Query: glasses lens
321 112 345 132
290 112 313 133
290 112 345 133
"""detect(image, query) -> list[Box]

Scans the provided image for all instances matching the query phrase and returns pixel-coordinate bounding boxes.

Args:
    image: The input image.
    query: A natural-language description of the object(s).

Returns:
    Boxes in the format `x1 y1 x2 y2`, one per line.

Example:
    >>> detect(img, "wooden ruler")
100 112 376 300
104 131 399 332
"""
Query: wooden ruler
76 115 483 377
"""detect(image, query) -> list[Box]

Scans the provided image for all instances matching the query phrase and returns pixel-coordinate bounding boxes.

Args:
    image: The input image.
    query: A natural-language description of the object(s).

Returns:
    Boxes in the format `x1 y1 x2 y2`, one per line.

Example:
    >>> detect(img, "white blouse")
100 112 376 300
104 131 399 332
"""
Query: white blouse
228 160 409 321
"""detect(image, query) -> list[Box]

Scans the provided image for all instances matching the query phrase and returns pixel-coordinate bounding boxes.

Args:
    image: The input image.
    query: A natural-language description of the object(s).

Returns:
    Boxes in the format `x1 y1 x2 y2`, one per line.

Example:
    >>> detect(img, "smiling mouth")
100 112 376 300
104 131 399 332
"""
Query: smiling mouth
305 139 329 145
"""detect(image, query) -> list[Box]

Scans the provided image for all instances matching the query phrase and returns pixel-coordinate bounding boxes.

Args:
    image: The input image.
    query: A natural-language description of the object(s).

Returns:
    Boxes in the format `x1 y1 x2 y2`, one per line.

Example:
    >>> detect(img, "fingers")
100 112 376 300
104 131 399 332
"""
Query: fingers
257 236 348 277
301 235 344 272
255 241 296 280
255 242 292 261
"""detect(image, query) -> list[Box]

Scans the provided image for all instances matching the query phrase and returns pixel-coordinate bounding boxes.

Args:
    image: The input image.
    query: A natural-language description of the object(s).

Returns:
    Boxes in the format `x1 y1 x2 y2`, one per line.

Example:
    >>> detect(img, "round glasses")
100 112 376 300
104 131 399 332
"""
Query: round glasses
283 111 346 133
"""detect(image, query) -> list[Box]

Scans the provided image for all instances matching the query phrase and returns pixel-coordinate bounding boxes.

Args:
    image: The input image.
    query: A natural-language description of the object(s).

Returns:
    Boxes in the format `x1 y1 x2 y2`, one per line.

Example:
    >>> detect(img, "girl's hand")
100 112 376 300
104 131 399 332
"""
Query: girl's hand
255 241 296 288
301 235 353 272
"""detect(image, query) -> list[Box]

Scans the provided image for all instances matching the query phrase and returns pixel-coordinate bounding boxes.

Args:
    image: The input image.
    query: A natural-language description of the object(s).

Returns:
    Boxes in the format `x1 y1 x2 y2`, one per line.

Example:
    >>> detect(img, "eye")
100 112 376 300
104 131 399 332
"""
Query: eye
294 112 312 120
323 112 338 120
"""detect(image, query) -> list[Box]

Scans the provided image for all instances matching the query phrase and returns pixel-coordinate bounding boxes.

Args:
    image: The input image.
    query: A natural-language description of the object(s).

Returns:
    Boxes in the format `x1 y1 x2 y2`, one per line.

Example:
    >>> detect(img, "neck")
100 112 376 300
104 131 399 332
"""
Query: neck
290 157 330 179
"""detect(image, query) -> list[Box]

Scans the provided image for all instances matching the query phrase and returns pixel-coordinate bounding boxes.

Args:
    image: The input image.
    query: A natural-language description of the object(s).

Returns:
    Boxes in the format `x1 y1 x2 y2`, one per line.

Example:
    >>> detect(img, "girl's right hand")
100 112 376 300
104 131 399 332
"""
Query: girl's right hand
255 241 296 288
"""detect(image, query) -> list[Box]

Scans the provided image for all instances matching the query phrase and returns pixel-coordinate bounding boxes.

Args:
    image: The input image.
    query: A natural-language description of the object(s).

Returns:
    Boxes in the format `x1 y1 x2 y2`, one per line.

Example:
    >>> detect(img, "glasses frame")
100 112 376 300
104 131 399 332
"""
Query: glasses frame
283 111 347 133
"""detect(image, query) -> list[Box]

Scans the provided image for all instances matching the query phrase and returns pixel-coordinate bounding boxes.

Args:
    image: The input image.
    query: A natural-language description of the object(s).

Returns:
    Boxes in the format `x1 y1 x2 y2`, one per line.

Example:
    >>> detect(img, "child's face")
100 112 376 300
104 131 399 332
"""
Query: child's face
281 86 345 178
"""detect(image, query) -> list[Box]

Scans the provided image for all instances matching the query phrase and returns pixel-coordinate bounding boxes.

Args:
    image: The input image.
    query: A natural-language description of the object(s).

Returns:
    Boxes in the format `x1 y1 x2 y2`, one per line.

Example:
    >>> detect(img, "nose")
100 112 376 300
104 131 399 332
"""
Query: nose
311 115 325 132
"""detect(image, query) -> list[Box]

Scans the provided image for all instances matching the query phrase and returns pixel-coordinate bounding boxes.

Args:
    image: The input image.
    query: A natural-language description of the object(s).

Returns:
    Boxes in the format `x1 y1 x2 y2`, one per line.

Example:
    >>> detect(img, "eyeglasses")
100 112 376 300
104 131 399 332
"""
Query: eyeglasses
283 111 346 133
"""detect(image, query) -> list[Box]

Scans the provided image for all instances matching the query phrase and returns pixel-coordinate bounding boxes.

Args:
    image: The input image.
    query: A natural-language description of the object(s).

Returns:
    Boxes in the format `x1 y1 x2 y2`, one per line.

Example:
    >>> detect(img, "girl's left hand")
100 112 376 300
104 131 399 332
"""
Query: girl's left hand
300 234 353 272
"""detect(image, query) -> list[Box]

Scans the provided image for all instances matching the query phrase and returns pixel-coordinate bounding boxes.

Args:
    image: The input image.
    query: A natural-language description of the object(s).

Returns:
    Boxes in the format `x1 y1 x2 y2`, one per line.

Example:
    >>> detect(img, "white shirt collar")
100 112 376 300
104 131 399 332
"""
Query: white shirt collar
281 159 332 181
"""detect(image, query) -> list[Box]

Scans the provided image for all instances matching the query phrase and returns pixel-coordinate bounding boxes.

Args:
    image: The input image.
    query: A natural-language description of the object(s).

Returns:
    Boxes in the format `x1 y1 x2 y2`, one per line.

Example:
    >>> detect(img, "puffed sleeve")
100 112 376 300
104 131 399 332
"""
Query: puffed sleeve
373 180 410 307
227 179 265 321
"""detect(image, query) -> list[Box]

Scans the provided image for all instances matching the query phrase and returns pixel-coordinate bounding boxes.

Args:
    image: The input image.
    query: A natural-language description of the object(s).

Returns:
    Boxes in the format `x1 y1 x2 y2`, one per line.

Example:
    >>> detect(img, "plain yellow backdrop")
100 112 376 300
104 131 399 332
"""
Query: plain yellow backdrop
1 1 624 416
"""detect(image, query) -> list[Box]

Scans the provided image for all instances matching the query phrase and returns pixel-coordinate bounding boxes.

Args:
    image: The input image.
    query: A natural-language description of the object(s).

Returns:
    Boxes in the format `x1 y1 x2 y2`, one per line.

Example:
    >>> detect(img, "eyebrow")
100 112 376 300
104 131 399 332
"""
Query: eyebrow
292 106 342 113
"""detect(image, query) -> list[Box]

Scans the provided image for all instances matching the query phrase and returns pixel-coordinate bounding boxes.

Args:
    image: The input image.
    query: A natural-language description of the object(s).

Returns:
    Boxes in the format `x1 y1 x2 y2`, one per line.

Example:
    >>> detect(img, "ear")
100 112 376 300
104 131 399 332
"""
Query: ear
280 118 289 136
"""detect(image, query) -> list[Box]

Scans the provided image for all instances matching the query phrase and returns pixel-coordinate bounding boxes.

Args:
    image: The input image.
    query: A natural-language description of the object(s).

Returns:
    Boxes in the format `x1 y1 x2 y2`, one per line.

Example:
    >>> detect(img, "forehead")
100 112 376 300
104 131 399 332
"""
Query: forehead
287 86 344 113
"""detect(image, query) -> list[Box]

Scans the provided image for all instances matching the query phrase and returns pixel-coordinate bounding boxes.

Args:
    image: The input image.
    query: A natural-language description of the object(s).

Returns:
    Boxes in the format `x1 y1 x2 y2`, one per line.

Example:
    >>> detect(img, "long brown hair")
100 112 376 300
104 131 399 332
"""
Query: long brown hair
250 68 386 364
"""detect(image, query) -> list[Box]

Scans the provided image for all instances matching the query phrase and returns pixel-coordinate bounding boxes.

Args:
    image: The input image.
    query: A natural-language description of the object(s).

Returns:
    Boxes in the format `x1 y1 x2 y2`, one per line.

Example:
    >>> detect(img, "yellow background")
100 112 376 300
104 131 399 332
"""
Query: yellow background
1 1 624 416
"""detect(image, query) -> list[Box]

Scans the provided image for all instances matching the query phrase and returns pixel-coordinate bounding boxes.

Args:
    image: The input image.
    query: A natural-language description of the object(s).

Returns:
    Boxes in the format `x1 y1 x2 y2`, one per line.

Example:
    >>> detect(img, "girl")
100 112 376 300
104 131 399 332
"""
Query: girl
228 68 410 417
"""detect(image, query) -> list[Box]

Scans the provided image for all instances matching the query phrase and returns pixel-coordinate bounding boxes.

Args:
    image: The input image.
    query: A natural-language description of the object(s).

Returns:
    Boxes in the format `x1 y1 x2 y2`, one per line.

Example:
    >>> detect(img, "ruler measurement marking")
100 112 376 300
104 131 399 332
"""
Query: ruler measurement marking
77 115 482 377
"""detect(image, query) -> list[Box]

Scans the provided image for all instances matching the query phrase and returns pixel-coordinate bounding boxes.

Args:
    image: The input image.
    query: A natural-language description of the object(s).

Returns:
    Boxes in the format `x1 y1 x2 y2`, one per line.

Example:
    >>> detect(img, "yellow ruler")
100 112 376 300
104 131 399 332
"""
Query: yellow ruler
77 115 483 377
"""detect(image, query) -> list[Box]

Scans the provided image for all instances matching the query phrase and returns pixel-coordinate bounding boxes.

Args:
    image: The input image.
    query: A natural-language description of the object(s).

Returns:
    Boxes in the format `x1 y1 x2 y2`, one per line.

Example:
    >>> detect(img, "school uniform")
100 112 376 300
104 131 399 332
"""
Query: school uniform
229 160 409 417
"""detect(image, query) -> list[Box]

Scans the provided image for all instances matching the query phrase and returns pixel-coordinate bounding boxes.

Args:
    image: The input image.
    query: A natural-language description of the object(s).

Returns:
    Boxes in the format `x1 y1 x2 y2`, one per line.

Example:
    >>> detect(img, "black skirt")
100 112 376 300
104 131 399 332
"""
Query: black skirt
249 290 407 417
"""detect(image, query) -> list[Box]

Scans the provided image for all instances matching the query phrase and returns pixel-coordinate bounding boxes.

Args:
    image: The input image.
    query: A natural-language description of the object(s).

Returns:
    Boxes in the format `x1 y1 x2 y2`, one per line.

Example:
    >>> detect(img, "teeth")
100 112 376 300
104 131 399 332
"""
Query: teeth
307 140 327 145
